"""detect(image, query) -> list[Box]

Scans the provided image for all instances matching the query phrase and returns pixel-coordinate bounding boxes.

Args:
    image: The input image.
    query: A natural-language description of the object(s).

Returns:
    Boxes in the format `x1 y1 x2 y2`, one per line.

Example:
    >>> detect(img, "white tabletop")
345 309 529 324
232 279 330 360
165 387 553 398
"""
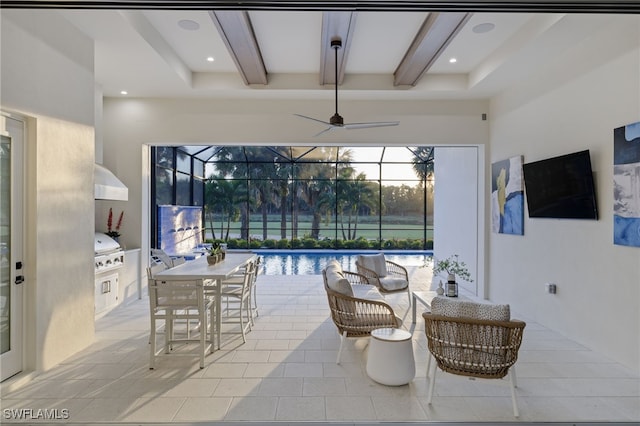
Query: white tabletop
371 327 412 342
154 252 257 281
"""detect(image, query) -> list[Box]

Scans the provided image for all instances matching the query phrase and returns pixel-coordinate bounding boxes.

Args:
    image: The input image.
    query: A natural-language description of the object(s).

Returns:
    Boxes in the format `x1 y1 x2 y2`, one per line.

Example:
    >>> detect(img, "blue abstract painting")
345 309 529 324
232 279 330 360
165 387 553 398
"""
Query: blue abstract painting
491 155 524 235
614 121 640 247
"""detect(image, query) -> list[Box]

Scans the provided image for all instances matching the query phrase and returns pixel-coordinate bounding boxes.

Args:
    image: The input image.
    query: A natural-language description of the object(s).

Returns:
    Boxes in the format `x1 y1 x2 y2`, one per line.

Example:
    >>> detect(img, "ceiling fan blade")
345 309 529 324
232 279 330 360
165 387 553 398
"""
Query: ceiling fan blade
343 121 400 130
313 126 336 137
294 114 331 126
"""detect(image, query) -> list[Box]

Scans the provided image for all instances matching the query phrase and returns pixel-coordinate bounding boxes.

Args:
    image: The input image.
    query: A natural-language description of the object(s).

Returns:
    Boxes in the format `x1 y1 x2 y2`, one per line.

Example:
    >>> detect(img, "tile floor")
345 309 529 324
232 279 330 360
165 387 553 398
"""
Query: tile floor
2 266 639 424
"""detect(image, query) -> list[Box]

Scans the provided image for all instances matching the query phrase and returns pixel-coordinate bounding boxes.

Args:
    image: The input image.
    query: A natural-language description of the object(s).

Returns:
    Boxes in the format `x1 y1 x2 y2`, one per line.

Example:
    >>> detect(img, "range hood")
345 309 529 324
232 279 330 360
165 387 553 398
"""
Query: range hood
95 163 128 201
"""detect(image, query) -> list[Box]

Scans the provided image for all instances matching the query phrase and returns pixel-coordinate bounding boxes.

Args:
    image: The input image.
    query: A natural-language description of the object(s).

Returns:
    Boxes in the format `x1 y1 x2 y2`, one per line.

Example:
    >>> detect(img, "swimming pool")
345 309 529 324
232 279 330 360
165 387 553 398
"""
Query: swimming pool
253 249 433 275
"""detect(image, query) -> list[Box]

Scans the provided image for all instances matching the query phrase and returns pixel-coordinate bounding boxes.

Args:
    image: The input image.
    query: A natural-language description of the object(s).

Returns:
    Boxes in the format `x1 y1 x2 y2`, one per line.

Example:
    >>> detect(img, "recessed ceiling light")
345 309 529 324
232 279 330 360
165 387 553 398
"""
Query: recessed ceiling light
449 58 457 63
120 90 128 95
472 23 495 34
178 19 200 31
207 56 215 62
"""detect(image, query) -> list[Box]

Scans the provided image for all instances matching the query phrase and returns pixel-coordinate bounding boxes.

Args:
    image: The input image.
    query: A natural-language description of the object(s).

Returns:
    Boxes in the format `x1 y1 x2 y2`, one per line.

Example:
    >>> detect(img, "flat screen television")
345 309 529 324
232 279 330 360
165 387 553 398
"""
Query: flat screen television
522 150 598 219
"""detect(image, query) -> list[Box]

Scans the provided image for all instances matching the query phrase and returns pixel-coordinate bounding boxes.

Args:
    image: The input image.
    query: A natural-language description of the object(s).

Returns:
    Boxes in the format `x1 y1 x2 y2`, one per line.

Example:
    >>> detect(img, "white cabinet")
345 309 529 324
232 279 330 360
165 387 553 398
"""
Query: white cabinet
120 248 142 305
95 273 118 316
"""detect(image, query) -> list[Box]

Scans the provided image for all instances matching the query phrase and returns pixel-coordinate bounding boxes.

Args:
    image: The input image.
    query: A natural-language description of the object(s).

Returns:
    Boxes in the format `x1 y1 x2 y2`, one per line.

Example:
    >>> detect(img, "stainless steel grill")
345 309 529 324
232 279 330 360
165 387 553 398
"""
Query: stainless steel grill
94 232 124 273
94 232 124 317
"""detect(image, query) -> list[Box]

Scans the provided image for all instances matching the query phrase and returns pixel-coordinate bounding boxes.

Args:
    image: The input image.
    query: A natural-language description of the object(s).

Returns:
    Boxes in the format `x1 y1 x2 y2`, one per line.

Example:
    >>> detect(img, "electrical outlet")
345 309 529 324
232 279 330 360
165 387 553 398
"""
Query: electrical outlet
545 283 557 294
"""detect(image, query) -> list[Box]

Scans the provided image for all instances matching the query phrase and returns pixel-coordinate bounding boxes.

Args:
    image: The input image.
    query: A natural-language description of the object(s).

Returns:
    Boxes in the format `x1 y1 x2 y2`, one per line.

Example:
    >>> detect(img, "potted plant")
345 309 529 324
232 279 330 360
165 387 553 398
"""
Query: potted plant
105 208 123 242
207 242 223 265
428 254 473 297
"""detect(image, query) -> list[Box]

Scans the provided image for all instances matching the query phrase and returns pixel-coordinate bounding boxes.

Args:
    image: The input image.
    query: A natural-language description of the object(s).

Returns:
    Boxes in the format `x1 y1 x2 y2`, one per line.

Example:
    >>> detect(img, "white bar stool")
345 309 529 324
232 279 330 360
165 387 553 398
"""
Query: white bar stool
366 327 415 386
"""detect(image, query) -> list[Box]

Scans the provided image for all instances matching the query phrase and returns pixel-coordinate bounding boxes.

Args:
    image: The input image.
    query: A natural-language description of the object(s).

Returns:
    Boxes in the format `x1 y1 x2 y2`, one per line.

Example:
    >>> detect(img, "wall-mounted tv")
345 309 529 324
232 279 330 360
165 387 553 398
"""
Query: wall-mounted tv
522 150 598 219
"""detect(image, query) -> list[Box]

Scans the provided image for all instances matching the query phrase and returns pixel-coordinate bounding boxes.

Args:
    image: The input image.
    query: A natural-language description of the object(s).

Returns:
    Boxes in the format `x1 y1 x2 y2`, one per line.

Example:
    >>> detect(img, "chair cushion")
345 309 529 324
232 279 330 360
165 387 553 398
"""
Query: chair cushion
352 285 385 302
431 296 510 321
378 276 409 291
326 259 342 273
324 263 353 297
357 254 388 277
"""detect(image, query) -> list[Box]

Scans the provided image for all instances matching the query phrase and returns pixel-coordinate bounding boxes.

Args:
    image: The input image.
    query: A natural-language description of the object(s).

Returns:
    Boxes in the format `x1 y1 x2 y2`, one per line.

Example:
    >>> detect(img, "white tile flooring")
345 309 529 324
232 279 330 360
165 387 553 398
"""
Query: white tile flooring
2 267 639 424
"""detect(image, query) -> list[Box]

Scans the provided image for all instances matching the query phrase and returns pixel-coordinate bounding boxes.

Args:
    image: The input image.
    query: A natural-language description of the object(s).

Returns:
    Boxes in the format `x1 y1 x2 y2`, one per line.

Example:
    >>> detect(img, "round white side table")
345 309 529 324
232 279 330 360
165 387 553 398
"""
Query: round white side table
366 327 415 386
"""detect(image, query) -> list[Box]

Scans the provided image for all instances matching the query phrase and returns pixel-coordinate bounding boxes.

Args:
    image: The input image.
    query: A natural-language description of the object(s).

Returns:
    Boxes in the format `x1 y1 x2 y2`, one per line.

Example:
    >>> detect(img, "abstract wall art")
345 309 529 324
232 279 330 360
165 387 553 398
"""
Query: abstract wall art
491 155 524 235
613 121 640 247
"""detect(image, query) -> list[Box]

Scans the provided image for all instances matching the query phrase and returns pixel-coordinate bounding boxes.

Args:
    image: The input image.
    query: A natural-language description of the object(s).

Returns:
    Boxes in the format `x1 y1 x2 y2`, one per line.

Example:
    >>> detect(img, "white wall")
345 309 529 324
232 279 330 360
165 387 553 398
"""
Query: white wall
1 10 96 372
102 97 489 254
489 17 640 372
433 146 485 297
0 11 95 126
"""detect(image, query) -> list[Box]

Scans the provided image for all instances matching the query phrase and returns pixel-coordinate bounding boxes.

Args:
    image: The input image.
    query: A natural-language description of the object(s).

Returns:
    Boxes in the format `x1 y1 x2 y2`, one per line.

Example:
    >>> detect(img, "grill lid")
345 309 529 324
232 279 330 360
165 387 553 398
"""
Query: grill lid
95 232 121 255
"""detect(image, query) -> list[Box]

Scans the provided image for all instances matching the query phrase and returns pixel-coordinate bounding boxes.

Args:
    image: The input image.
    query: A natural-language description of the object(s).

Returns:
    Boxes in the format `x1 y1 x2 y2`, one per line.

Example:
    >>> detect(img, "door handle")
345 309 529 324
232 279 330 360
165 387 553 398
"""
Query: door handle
15 275 24 285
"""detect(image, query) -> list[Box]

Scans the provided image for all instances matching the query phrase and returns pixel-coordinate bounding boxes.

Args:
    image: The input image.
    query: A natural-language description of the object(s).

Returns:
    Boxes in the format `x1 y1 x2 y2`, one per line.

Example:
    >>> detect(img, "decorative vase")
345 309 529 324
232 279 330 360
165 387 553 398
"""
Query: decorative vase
207 255 219 265
436 280 444 295
446 273 458 297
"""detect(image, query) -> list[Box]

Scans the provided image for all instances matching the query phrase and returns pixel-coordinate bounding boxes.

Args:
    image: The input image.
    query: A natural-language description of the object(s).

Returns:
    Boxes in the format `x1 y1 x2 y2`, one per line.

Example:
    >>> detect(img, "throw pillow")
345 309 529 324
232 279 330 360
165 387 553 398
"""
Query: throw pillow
326 259 342 273
324 263 353 297
330 277 354 297
357 254 388 277
431 296 510 321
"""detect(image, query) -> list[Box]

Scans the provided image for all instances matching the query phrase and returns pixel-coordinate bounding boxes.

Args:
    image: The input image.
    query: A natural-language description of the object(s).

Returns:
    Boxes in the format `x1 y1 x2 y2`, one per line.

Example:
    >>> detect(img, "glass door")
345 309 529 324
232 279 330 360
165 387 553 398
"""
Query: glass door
1 114 24 381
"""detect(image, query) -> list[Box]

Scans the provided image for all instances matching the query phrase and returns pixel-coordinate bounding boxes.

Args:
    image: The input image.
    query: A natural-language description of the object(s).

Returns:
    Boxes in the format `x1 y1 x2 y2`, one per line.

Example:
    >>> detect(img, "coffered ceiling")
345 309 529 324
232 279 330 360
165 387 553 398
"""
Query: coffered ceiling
50 7 638 101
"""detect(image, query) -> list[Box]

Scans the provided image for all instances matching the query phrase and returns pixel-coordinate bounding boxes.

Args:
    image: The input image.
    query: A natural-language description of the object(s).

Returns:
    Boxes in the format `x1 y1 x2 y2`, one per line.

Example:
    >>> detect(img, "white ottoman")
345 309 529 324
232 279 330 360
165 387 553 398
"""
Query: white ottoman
366 328 415 386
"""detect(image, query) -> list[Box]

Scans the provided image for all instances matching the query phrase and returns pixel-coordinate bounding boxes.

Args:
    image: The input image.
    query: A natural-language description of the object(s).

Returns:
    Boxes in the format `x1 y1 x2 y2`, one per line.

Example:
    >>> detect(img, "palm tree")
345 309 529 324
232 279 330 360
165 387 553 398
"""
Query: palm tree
410 146 435 248
205 177 246 241
245 147 279 240
273 162 292 239
211 147 252 240
410 146 435 185
337 170 377 240
295 155 335 239
266 147 294 240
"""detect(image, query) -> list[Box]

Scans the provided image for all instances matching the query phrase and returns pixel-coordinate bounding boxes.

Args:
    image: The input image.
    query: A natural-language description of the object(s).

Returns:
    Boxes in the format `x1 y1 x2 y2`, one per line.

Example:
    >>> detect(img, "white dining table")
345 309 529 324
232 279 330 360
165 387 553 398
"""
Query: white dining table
154 251 258 349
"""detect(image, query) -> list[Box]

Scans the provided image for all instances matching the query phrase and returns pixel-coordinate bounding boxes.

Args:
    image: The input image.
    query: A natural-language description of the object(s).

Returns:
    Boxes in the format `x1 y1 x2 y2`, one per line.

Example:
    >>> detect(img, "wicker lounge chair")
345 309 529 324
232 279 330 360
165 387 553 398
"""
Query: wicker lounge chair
322 261 400 364
355 253 411 304
422 298 526 417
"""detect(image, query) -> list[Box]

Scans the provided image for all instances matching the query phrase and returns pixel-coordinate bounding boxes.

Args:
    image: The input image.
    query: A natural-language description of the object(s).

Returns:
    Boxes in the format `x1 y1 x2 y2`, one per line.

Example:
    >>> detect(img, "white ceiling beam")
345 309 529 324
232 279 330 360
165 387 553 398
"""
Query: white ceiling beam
320 11 357 85
209 10 268 85
119 10 192 86
394 12 472 86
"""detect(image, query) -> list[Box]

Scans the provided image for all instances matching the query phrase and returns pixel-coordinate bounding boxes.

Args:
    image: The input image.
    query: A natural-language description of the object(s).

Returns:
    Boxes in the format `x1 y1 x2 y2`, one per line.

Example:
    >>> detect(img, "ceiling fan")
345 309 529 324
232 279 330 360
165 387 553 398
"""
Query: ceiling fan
295 39 400 137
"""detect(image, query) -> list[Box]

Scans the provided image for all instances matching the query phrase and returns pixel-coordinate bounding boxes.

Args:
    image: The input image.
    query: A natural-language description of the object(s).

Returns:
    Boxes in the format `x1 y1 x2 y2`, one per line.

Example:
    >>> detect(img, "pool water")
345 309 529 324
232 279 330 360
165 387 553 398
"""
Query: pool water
254 249 433 275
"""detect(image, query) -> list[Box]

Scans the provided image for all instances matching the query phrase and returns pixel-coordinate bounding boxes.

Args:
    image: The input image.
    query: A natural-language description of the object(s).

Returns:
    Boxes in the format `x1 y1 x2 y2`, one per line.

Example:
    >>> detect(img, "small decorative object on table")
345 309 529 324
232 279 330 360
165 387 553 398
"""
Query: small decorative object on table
430 254 473 298
207 242 224 265
436 280 445 295
447 274 458 297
